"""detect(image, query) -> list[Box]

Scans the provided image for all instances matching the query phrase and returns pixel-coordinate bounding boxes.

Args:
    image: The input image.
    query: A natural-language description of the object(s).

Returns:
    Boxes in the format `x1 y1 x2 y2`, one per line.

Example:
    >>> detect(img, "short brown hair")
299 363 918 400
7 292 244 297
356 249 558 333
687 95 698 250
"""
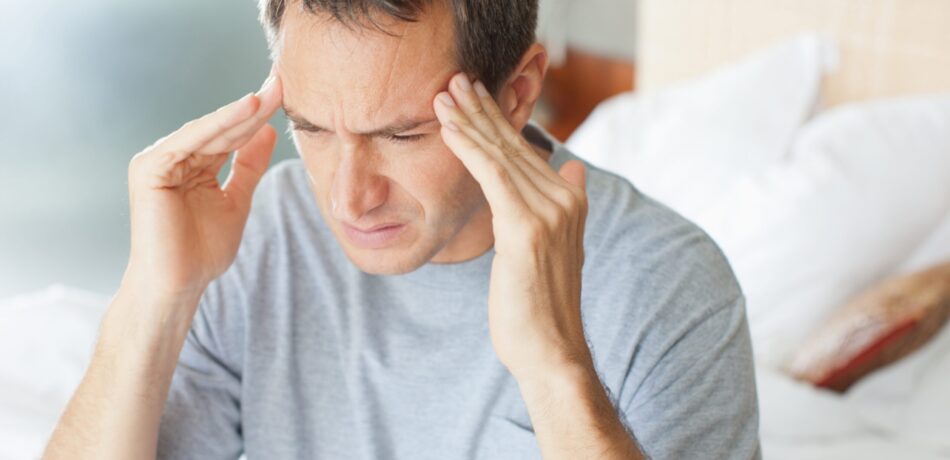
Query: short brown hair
258 0 538 95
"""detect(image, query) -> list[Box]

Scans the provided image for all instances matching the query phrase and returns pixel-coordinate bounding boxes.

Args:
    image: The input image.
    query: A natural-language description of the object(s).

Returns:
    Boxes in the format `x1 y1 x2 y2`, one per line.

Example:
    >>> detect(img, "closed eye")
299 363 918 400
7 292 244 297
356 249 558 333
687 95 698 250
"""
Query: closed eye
288 120 323 135
387 133 426 143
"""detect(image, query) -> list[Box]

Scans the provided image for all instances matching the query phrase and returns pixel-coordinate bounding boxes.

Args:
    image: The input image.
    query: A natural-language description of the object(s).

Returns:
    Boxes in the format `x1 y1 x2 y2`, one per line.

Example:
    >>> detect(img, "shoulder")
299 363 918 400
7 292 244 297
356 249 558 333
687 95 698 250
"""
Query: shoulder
566 151 759 457
575 150 743 308
566 144 750 373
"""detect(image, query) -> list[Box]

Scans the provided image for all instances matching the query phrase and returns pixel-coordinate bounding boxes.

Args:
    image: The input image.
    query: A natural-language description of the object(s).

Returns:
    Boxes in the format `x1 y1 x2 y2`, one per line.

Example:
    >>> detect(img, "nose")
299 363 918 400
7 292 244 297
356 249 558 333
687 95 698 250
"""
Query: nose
329 146 389 223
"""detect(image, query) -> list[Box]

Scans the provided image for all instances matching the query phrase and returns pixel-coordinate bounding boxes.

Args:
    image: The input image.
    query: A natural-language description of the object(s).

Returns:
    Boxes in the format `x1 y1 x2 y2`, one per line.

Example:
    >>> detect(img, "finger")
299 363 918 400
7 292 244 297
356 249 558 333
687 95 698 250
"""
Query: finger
435 91 501 156
437 93 586 246
559 160 589 259
180 152 230 185
222 123 277 205
438 124 528 217
208 152 231 179
447 75 537 177
434 90 538 188
453 78 567 191
156 93 260 157
435 86 573 224
470 79 525 145
447 73 503 140
435 93 549 212
196 73 284 155
558 159 587 190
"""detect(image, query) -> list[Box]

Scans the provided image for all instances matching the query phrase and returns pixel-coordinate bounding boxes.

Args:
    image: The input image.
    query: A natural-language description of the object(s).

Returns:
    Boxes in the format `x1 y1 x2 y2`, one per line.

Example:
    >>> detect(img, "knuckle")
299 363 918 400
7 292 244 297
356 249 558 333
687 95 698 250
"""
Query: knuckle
451 114 472 131
578 192 589 212
514 135 535 152
484 138 503 153
520 216 546 246
467 103 487 118
487 107 507 124
543 204 569 231
498 142 521 159
553 187 576 208
128 152 145 174
180 119 199 131
486 161 509 183
217 130 241 149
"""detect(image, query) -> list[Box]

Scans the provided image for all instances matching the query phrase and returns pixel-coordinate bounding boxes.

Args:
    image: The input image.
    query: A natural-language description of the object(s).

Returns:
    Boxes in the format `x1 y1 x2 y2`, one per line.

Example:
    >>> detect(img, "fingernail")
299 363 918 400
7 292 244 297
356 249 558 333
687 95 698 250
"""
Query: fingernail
455 74 472 92
473 80 490 98
438 92 455 107
257 74 276 96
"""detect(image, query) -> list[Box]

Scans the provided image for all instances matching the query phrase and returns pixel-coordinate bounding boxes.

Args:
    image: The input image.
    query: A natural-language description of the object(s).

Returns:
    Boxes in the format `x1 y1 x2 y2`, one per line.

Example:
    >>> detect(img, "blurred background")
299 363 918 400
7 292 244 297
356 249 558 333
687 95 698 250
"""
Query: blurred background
0 0 636 298
0 0 279 297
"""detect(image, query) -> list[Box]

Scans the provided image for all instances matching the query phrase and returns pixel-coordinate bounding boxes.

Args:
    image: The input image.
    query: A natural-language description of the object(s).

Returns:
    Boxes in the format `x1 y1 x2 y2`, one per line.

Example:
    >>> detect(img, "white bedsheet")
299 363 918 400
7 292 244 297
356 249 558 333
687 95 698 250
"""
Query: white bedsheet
758 324 950 459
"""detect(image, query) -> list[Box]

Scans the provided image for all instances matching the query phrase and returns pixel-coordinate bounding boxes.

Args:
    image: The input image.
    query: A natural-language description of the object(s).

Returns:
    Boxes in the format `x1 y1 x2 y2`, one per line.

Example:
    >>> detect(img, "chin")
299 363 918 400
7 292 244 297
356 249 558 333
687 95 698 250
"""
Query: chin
342 246 430 275
335 231 442 275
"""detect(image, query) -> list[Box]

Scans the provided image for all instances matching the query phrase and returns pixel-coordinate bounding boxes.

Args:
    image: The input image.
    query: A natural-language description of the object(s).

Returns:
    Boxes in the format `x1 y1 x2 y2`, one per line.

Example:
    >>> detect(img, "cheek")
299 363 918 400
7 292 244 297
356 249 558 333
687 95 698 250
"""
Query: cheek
292 134 336 205
399 143 483 218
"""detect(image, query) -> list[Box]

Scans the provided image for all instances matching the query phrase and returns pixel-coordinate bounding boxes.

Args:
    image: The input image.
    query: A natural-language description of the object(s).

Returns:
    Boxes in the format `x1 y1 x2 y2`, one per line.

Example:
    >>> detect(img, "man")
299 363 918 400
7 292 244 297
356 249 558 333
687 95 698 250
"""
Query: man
44 0 760 458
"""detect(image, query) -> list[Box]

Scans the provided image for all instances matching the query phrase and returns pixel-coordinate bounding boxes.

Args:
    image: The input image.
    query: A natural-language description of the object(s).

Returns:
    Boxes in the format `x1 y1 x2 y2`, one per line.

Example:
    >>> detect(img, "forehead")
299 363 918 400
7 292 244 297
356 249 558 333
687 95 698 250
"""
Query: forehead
276 3 457 129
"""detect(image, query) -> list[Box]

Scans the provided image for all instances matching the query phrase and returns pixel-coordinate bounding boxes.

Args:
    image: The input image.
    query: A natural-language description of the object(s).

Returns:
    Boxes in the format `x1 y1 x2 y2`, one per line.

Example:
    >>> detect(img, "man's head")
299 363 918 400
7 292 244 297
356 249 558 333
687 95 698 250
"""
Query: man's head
259 0 537 95
257 0 547 275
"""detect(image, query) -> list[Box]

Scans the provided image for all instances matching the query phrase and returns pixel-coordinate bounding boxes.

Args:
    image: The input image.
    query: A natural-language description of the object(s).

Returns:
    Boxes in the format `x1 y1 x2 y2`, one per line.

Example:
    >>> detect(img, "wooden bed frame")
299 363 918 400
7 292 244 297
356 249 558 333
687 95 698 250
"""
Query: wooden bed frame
541 49 635 141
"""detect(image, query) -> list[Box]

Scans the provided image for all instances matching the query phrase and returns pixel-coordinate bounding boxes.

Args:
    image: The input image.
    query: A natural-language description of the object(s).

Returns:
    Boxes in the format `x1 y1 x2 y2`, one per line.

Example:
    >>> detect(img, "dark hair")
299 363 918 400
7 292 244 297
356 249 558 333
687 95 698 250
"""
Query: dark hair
258 0 538 95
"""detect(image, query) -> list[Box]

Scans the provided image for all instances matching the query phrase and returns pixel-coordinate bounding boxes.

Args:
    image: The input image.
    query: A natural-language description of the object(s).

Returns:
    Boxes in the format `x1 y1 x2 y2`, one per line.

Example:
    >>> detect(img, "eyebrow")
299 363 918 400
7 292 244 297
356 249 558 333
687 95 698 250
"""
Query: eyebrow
282 105 438 137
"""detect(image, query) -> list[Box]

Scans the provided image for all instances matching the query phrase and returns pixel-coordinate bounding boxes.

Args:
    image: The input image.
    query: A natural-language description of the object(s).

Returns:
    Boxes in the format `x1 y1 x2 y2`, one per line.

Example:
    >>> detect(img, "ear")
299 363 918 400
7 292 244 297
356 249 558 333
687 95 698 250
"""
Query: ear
497 43 549 133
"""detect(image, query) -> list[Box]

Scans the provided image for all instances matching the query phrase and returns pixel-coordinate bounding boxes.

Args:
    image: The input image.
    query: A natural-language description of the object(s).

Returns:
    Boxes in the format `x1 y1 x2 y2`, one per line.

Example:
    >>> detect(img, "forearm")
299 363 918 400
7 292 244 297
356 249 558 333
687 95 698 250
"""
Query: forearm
517 364 645 460
43 281 203 460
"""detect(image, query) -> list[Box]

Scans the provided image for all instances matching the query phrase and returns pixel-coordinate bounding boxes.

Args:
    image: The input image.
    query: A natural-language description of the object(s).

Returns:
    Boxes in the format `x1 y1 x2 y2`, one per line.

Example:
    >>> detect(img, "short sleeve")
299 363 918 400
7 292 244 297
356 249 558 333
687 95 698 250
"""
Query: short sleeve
156 273 246 459
614 233 761 459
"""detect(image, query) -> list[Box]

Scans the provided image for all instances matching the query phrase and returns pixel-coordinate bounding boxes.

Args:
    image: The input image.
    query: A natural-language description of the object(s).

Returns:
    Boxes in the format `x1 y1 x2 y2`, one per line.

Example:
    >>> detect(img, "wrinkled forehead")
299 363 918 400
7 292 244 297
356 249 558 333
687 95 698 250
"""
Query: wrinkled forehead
276 3 457 129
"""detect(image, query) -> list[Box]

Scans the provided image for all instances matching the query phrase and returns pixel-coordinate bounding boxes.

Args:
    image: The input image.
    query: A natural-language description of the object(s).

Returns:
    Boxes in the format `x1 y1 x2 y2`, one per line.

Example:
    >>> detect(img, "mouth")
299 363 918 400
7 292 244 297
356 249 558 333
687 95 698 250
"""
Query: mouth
341 222 407 249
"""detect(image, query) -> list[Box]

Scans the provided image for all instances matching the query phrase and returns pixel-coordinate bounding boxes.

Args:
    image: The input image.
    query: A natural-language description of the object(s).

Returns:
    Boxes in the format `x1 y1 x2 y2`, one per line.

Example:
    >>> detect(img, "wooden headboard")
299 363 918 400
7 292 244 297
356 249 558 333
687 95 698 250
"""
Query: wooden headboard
636 0 950 107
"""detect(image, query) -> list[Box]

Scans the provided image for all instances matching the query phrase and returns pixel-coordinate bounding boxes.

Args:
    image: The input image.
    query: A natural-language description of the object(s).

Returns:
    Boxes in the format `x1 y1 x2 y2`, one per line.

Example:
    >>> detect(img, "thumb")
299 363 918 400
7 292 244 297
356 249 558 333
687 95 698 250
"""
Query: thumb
223 123 277 205
558 159 587 190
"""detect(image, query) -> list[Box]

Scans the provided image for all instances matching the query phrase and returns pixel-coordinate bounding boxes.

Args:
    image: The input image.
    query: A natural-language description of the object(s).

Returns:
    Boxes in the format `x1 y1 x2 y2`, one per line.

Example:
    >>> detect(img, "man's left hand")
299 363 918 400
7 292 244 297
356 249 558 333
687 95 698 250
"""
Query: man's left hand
432 73 593 384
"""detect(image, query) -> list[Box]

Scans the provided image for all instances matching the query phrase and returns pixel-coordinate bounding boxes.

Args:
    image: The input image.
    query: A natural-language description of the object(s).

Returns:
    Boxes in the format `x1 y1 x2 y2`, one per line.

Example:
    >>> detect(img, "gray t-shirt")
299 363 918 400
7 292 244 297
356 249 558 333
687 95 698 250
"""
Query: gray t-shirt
157 123 761 459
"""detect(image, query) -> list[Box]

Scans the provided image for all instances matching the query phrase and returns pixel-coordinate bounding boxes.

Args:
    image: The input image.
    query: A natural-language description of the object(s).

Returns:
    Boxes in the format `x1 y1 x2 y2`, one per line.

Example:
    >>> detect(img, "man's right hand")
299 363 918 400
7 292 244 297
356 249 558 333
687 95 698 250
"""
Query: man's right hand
42 70 284 460
123 70 283 300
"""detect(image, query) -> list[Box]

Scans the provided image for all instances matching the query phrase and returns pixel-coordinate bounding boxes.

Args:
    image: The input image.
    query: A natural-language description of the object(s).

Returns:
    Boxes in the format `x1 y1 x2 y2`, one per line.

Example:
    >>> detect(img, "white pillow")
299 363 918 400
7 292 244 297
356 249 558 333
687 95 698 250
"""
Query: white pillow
0 285 109 460
698 93 950 367
895 208 950 274
567 33 835 221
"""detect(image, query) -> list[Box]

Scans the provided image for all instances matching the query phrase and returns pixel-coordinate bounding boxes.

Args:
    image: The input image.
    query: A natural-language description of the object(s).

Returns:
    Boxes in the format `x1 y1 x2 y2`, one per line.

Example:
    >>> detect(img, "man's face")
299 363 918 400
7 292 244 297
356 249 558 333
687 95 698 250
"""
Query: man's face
276 4 493 274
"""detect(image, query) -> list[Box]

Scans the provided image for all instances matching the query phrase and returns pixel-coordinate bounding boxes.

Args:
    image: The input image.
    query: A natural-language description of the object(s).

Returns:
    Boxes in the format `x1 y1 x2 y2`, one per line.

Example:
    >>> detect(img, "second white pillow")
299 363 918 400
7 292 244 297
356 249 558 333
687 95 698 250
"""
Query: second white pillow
699 93 950 367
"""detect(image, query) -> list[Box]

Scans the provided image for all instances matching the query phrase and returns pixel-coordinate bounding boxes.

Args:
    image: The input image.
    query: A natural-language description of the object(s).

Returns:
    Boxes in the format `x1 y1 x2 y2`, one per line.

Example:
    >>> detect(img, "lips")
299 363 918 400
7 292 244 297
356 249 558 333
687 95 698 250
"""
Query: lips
350 222 403 232
341 222 406 249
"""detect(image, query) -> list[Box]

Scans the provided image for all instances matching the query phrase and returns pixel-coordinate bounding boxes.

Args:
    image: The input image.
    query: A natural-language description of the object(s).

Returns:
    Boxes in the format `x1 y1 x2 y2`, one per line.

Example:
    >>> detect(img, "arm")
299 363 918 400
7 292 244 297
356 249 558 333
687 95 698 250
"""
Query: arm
42 282 202 459
42 69 282 459
432 71 646 458
517 364 644 460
